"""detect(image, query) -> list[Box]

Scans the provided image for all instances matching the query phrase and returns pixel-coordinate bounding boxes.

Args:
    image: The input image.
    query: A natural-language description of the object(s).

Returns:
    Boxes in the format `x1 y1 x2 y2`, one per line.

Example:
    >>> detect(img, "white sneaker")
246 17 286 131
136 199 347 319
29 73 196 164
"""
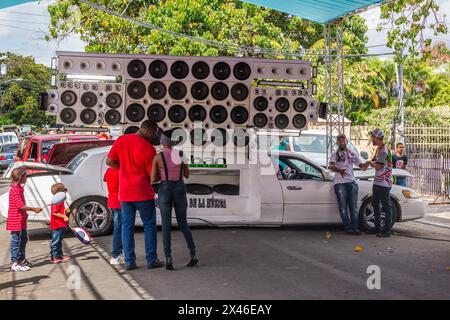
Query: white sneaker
11 262 30 272
110 255 125 265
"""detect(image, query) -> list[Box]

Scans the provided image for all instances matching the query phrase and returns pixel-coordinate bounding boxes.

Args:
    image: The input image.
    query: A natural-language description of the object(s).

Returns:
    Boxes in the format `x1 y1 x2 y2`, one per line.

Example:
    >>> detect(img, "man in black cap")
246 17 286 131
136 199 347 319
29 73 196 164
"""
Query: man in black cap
369 128 393 237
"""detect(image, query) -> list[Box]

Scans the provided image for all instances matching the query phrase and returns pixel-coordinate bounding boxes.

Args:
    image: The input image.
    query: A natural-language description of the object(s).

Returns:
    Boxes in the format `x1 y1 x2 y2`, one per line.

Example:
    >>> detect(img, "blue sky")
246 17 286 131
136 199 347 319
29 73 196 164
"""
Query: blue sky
0 0 448 66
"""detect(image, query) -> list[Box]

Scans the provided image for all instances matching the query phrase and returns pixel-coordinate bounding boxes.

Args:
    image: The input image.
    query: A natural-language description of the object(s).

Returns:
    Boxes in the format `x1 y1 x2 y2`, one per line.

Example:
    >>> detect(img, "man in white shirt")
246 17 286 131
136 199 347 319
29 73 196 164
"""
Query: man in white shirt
329 134 369 234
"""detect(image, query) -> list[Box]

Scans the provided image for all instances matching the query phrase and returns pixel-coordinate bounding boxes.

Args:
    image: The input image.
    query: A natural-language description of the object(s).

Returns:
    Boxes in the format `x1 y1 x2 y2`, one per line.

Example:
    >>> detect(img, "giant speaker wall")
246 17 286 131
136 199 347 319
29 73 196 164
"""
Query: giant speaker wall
48 52 317 134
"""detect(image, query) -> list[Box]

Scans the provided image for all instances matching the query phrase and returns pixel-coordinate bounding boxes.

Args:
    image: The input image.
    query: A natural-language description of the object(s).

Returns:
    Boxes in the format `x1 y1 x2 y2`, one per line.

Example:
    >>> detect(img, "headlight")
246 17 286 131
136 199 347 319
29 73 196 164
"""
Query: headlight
402 189 419 199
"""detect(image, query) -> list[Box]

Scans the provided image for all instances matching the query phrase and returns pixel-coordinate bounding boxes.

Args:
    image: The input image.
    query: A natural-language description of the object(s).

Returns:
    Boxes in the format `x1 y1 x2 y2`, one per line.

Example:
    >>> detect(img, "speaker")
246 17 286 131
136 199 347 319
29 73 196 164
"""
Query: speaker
319 102 328 119
250 87 317 131
38 92 49 111
48 81 125 126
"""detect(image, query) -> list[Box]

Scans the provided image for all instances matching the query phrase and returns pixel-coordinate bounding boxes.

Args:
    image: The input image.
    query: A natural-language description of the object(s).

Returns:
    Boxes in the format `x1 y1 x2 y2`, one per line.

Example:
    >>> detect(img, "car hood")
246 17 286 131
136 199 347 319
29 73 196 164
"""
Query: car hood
3 161 73 179
354 168 413 179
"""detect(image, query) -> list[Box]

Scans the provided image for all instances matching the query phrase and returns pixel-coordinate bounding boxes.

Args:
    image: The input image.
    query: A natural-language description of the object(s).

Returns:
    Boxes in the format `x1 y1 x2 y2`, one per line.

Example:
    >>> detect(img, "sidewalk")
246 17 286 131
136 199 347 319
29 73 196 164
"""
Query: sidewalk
419 202 450 229
0 218 151 300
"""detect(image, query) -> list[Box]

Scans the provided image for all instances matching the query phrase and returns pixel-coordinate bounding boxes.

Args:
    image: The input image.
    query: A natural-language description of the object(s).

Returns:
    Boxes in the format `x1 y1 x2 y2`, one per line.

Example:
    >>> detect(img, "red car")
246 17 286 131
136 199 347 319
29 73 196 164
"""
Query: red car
16 134 101 164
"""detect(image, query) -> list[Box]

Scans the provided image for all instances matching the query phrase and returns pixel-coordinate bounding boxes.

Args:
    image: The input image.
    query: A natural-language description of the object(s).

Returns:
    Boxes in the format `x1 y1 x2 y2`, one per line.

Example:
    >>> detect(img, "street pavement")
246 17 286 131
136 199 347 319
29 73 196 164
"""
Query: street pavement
0 183 449 300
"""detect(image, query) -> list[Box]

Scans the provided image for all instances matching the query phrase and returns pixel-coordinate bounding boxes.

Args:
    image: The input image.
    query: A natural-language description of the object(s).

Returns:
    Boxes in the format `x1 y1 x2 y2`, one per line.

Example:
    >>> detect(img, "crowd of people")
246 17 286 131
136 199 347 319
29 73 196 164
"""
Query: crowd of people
5 121 409 272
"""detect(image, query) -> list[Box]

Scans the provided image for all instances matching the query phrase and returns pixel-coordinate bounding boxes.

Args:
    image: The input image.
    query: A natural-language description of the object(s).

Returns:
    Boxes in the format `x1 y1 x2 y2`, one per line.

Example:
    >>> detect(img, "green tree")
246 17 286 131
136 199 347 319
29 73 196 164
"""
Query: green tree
0 53 52 127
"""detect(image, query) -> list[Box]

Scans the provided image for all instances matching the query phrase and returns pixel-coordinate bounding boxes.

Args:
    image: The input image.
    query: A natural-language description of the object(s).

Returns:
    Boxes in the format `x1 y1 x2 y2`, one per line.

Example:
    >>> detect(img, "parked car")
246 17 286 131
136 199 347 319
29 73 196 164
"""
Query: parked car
0 143 19 171
15 134 100 164
0 147 426 236
0 132 19 146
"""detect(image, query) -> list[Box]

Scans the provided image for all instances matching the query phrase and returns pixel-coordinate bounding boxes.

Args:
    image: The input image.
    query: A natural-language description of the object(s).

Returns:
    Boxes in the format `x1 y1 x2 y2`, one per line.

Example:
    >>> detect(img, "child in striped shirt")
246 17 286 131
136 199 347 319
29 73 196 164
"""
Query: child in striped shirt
6 167 42 272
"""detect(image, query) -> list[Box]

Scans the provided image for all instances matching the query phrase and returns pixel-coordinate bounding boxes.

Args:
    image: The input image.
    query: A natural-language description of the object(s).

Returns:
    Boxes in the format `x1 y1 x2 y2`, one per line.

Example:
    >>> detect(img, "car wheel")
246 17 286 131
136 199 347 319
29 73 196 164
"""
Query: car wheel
69 196 113 236
358 197 397 232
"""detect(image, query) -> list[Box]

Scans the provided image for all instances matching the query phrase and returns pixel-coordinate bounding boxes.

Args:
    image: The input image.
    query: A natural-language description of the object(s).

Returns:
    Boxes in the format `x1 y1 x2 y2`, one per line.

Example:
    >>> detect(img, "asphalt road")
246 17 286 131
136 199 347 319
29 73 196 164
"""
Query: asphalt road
1 182 449 299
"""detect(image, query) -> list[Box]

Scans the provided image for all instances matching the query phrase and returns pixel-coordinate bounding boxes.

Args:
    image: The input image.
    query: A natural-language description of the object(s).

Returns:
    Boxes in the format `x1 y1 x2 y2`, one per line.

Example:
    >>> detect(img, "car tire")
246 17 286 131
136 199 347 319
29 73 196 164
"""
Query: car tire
69 196 113 236
358 197 397 232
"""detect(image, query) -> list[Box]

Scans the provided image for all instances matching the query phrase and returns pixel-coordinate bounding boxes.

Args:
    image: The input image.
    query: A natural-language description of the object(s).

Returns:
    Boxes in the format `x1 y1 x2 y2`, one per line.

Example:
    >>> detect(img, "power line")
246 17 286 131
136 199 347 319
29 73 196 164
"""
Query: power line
0 10 49 17
0 18 49 25
0 23 43 33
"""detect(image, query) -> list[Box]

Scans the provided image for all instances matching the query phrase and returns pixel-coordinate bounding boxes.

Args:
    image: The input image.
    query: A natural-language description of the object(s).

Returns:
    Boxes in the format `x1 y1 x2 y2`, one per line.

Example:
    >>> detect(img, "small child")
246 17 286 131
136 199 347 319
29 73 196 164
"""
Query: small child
103 167 124 265
50 183 70 264
7 167 42 272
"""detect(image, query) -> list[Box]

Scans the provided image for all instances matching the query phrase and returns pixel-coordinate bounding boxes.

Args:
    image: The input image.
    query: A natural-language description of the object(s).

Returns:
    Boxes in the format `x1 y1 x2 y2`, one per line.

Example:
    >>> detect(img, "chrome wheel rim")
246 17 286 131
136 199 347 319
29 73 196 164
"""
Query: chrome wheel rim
364 203 386 229
76 201 108 232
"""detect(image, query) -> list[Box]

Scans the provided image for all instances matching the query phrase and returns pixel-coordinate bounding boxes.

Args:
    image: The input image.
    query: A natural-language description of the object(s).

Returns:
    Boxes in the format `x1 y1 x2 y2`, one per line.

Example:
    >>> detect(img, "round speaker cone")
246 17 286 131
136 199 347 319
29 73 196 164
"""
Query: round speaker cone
190 128 207 146
233 62 251 80
124 126 139 134
210 105 228 124
171 61 189 79
81 92 97 108
192 61 210 79
231 83 249 101
293 114 307 129
211 128 228 146
233 128 249 146
253 96 268 111
127 59 146 78
186 183 214 195
105 110 121 125
275 97 290 112
211 82 229 100
126 103 145 122
60 108 76 124
213 62 231 80
148 81 167 100
230 106 249 124
189 105 207 122
172 128 188 146
61 90 77 106
168 105 187 123
147 104 166 122
80 109 97 124
275 114 289 129
127 81 146 100
191 82 209 100
168 81 187 100
149 60 167 78
213 184 239 196
106 93 122 109
293 97 307 112
253 113 268 128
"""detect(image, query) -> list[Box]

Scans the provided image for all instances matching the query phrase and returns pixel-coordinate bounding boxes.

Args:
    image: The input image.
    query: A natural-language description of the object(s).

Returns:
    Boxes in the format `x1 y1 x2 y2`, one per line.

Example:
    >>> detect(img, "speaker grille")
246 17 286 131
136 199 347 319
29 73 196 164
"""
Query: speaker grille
147 104 166 122
60 108 77 124
169 81 187 100
126 103 145 122
106 93 122 109
191 82 209 100
275 97 289 113
80 109 97 124
210 105 228 124
213 62 231 80
188 105 207 122
61 90 77 107
168 105 187 123
231 83 249 101
127 81 146 100
293 114 307 129
192 61 210 80
275 114 289 129
105 110 121 125
211 82 229 101
293 97 307 112
148 81 167 100
149 60 167 79
171 60 189 79
127 59 146 78
233 62 251 80
230 106 249 124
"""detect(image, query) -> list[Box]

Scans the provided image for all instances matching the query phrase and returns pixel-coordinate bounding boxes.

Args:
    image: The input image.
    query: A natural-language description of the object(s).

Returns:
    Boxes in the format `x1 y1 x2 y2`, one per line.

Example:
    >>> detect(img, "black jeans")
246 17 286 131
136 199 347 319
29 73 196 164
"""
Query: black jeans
372 185 393 234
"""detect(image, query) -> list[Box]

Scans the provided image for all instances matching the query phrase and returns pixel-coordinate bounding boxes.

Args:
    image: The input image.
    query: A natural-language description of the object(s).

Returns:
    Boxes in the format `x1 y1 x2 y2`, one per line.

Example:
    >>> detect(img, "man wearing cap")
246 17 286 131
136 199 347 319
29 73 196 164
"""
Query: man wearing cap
329 134 368 235
369 128 394 237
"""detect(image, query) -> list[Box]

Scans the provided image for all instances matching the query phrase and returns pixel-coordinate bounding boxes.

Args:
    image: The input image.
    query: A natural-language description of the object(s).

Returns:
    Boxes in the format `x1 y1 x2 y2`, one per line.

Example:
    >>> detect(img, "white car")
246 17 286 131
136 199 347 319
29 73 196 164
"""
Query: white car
0 146 426 236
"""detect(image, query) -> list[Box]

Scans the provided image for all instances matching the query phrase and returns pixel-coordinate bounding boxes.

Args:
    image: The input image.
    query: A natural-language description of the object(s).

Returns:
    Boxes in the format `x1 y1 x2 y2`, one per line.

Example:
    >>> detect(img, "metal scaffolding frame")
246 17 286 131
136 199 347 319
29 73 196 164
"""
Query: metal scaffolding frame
324 21 346 166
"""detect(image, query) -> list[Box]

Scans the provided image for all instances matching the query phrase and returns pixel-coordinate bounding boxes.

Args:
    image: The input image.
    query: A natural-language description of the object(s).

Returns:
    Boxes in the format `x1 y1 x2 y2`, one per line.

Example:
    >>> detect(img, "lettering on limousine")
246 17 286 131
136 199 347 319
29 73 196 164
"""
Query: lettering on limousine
189 197 227 209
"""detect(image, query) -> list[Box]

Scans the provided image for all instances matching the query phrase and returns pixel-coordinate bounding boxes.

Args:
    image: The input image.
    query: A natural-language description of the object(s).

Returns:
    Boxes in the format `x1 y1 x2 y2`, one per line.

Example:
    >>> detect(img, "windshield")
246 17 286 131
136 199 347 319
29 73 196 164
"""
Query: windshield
293 134 359 154
67 152 88 172
0 143 19 154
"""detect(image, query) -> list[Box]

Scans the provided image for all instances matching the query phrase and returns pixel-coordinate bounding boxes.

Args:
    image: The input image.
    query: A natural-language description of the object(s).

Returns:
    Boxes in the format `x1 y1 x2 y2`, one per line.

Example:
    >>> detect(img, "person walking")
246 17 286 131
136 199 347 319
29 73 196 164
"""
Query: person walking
151 129 198 270
329 134 368 235
393 142 408 187
106 120 164 270
369 128 394 237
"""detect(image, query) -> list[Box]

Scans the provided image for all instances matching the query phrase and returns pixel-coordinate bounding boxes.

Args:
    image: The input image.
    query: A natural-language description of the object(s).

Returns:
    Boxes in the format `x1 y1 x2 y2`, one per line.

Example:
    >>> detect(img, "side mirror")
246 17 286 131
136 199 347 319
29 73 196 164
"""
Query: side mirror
360 151 369 160
323 171 335 182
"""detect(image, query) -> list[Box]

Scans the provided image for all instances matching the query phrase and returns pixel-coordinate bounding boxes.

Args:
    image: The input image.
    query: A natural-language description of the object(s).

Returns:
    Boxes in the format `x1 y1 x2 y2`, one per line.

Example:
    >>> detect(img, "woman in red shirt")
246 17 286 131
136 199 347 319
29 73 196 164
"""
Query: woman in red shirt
104 167 124 265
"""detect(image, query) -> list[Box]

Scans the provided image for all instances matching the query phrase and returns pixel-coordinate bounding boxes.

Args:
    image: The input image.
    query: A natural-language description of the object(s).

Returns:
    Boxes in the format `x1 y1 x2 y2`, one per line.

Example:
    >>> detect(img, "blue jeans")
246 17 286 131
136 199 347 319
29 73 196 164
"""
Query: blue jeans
372 185 393 234
395 177 407 187
334 182 359 231
111 209 123 259
10 230 28 263
158 181 196 258
50 228 65 258
121 200 158 267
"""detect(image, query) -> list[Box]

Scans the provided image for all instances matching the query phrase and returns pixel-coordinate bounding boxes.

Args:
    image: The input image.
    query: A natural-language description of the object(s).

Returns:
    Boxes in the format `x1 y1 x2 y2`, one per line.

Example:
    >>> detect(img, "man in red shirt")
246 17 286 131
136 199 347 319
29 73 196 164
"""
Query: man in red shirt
106 120 163 270
7 167 42 272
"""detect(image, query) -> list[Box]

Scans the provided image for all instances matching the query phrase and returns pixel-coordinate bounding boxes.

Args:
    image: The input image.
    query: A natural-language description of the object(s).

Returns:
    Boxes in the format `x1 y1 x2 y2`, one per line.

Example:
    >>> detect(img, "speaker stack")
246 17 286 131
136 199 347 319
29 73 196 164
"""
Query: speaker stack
47 52 318 140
